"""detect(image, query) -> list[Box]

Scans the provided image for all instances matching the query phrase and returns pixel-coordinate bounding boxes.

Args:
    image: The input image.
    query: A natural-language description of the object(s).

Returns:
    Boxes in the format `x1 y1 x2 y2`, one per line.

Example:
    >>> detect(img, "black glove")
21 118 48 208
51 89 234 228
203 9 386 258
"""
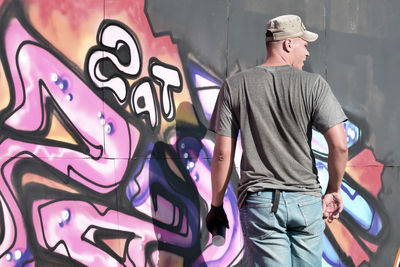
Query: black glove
206 205 230 234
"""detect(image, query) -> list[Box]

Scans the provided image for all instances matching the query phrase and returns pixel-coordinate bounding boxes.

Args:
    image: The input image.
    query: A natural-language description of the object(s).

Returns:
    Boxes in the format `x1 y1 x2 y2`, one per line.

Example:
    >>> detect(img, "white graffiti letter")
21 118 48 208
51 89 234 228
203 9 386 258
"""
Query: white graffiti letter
131 78 160 130
150 58 182 121
88 21 142 102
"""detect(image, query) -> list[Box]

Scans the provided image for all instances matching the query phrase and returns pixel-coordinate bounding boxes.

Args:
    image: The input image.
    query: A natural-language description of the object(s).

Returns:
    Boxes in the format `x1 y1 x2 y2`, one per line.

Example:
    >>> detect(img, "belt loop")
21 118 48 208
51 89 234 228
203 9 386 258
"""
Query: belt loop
271 189 280 213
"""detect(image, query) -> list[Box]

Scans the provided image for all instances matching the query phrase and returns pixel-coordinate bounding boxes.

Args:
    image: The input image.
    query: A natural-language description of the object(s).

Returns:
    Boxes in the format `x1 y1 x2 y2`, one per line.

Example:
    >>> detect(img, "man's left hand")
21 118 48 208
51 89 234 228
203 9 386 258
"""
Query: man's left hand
206 204 230 234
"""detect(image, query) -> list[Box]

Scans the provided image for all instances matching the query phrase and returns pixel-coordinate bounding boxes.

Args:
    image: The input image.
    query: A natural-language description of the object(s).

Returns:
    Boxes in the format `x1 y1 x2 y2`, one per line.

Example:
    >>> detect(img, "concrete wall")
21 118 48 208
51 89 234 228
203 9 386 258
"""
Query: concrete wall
0 0 398 266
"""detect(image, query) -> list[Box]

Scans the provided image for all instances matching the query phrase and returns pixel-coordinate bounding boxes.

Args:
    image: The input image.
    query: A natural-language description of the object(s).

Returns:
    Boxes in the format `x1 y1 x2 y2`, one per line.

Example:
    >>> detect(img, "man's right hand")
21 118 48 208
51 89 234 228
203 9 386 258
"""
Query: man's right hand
322 191 343 223
206 205 230 233
322 123 347 223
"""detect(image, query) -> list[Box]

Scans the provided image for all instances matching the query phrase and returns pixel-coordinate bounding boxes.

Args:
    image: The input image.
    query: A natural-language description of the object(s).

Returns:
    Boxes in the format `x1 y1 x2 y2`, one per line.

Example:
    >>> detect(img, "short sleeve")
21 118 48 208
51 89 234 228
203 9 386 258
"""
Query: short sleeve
208 81 240 138
312 76 348 133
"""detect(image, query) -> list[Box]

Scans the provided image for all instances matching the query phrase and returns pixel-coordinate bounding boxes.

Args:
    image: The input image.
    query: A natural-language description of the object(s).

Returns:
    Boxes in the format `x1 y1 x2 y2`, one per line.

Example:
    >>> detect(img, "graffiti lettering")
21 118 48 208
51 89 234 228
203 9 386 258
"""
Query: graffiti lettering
87 20 182 129
131 78 160 131
87 21 142 102
149 58 182 121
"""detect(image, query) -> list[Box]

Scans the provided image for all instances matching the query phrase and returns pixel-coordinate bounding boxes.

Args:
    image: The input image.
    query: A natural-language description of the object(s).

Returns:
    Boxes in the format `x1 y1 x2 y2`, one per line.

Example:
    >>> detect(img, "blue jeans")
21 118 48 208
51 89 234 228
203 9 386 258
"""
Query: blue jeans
240 190 325 267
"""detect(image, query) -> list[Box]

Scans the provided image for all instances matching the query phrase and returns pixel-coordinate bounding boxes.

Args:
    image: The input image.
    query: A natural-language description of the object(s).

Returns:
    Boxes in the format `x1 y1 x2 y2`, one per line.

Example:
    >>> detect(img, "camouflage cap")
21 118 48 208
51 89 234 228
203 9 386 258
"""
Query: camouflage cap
266 14 318 42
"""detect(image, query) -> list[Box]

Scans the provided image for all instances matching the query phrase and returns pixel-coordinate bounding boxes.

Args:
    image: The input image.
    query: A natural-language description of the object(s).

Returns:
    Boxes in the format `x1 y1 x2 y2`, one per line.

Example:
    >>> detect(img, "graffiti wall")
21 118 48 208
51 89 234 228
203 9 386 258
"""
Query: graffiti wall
0 0 399 266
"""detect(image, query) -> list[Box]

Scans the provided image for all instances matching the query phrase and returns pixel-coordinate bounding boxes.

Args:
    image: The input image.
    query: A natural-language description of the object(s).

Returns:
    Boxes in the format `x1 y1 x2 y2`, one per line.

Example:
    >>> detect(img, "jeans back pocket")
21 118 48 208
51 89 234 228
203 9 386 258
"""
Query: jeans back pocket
297 197 325 235
240 196 275 240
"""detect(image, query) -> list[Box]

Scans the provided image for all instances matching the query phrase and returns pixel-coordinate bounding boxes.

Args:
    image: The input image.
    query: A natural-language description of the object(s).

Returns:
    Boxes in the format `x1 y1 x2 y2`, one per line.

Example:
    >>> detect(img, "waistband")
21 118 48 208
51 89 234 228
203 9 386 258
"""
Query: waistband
247 189 281 213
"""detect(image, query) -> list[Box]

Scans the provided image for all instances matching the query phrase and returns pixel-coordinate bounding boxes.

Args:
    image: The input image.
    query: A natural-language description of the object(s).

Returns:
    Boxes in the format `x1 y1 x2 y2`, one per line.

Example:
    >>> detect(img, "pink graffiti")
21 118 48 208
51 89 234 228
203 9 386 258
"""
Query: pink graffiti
0 10 244 267
31 199 195 266
175 138 244 266
0 18 139 265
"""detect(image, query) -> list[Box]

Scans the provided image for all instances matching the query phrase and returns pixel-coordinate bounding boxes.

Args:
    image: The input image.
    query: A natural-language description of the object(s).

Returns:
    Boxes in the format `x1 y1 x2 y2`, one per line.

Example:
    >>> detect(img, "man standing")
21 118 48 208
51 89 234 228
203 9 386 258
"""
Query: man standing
206 15 348 266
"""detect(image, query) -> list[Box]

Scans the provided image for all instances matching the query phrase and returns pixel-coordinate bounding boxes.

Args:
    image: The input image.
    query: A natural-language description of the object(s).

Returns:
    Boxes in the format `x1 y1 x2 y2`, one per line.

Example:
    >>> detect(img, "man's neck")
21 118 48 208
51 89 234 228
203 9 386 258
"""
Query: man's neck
262 50 291 67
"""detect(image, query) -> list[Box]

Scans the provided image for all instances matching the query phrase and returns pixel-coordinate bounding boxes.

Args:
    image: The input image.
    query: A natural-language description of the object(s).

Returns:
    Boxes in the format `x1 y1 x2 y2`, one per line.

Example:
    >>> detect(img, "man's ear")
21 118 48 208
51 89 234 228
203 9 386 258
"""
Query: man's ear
283 39 292 52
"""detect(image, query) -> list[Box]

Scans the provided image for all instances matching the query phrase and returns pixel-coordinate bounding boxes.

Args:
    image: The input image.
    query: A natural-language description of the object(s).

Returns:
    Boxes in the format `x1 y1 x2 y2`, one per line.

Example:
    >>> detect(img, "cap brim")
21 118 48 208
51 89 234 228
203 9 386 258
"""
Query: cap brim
301 31 318 42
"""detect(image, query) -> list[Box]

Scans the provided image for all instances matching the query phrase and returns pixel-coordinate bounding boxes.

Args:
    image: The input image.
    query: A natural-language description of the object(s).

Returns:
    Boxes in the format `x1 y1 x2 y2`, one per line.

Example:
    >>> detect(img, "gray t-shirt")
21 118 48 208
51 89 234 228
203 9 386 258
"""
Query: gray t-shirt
208 65 347 208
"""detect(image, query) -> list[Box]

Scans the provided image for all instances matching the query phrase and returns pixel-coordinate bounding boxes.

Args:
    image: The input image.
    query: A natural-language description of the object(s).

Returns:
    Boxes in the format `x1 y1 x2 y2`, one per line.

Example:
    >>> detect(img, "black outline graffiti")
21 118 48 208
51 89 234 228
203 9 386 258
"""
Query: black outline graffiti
85 19 143 104
148 57 183 122
314 110 390 266
130 77 161 133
